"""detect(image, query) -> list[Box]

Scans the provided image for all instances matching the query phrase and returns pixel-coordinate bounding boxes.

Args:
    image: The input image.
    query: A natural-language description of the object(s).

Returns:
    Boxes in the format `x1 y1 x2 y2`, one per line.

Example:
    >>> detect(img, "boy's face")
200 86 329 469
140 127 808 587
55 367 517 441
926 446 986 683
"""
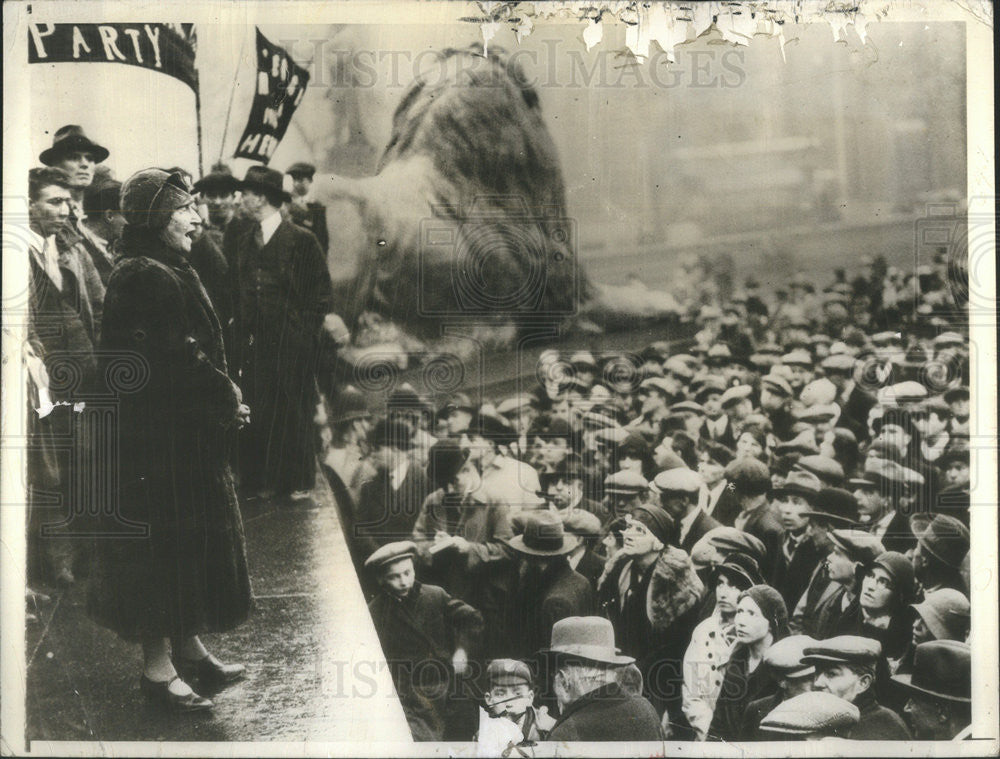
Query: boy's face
379 557 415 599
485 683 534 719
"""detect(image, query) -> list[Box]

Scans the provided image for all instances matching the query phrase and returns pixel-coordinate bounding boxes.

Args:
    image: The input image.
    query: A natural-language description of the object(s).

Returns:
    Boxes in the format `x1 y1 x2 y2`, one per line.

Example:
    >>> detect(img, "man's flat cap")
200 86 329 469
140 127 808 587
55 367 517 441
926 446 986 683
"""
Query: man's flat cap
650 467 702 494
603 469 649 495
719 384 753 408
759 692 859 736
364 540 417 571
802 635 882 667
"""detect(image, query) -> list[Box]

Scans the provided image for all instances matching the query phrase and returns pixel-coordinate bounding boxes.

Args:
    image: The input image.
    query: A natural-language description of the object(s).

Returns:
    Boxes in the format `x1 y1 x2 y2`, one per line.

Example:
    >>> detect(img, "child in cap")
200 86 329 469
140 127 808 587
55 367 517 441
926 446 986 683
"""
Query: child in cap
478 658 555 744
365 541 483 741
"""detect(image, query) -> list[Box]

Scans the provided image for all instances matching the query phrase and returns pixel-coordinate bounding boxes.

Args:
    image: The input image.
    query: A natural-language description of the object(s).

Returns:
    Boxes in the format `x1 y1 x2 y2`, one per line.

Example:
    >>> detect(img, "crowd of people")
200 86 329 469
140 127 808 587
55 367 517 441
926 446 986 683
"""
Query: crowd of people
22 123 975 742
326 223 975 743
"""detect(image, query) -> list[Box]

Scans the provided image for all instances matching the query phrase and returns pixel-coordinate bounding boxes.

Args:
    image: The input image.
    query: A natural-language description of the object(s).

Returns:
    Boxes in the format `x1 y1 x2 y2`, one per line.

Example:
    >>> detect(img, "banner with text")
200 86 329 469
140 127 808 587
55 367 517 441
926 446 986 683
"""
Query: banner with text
233 28 310 164
28 23 198 92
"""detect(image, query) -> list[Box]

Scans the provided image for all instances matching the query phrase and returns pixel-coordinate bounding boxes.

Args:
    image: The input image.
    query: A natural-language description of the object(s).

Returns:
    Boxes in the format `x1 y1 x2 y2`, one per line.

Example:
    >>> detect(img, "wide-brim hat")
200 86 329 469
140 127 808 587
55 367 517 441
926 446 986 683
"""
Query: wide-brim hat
541 616 634 665
40 124 109 165
910 513 969 569
240 165 292 203
891 640 970 703
506 511 579 556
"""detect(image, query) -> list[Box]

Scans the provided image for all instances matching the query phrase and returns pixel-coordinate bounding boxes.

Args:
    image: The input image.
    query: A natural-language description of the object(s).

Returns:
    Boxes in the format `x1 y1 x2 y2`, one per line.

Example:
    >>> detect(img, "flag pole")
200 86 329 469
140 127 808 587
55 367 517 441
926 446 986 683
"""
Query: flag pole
219 27 250 164
194 77 205 177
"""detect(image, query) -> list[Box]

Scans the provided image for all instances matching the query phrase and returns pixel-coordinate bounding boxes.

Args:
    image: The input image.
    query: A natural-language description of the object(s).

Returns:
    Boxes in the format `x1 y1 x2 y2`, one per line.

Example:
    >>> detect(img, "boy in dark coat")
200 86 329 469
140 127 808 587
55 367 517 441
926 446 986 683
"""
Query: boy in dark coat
366 541 483 741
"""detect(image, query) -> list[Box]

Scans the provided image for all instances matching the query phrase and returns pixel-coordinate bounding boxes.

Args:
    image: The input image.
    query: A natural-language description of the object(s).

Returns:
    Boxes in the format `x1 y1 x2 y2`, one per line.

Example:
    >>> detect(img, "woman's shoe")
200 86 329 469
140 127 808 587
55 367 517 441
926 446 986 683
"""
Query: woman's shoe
139 675 213 713
173 653 246 688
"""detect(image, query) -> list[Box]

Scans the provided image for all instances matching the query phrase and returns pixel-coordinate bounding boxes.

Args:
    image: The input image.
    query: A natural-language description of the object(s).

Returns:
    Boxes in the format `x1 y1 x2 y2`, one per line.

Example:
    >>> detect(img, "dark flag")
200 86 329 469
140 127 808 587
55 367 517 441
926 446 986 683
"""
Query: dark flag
28 23 198 92
233 28 310 164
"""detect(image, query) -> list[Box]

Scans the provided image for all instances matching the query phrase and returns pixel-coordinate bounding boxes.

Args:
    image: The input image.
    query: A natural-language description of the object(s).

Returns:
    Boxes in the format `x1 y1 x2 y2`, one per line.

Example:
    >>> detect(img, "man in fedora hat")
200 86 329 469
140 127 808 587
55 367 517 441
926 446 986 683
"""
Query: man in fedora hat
543 616 663 740
546 452 607 523
910 513 969 595
226 164 338 500
364 540 483 740
894 640 971 739
285 161 329 254
504 511 594 662
39 125 109 219
193 162 242 238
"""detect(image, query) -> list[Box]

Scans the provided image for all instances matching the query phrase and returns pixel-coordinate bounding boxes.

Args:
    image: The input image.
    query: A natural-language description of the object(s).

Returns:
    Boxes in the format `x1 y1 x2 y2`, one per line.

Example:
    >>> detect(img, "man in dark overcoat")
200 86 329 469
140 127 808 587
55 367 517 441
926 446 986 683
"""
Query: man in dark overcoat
226 166 337 498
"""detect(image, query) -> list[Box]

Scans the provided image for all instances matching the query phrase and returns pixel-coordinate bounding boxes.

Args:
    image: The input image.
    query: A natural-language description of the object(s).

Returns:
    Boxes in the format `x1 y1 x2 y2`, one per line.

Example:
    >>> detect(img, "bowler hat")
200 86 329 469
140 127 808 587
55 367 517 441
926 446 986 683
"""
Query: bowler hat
240 165 292 204
426 438 470 490
372 417 414 451
891 640 970 703
542 616 634 665
332 385 371 424
507 511 579 556
364 540 417 571
911 588 970 641
192 164 240 195
759 692 859 736
40 124 109 165
802 488 859 528
285 161 316 178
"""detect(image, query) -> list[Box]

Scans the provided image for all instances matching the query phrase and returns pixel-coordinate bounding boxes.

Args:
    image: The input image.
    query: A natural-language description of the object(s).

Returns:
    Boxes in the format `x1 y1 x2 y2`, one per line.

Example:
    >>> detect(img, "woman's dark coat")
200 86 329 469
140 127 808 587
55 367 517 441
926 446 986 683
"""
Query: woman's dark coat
87 229 252 642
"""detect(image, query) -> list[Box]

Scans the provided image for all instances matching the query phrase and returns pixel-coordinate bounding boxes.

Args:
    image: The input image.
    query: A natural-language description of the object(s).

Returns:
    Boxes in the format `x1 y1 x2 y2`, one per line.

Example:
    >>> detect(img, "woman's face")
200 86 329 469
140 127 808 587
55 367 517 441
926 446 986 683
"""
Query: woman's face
159 202 202 254
734 596 771 644
621 515 661 556
715 574 741 614
736 432 763 460
860 566 895 614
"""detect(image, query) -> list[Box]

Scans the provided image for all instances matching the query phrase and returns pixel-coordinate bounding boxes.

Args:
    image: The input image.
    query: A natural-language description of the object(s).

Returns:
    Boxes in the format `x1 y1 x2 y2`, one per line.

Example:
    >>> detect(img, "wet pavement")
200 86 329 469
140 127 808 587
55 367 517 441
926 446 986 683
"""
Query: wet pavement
25 468 411 745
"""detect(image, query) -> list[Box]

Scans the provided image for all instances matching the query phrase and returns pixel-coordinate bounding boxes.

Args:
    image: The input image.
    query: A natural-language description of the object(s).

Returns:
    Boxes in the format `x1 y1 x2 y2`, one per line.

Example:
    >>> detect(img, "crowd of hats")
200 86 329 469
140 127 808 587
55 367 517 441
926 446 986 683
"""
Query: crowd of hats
325 243 973 742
